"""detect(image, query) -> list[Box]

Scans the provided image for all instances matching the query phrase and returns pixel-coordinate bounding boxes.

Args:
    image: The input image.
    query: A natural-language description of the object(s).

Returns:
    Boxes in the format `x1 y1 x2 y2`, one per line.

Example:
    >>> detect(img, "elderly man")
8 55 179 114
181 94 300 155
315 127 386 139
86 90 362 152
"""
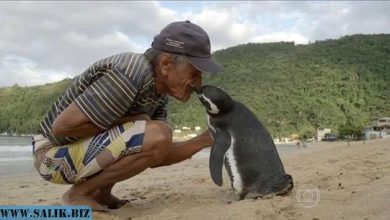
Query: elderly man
32 21 222 211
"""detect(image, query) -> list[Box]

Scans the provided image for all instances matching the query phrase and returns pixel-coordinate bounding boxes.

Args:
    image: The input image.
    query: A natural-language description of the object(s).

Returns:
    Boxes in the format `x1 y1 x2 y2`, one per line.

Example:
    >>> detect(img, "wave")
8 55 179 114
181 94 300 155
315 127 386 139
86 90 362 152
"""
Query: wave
0 157 33 162
0 145 32 152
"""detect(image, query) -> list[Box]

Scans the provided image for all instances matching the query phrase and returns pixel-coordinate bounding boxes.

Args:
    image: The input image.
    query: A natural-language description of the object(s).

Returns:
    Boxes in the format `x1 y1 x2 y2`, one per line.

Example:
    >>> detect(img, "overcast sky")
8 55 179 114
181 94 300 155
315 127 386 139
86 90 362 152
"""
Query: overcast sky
1 1 389 87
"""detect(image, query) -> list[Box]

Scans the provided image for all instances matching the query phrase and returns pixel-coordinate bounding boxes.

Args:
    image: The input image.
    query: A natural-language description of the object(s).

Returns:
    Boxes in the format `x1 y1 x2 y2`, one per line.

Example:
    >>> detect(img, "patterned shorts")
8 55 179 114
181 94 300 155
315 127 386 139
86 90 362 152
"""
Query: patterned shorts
32 121 146 184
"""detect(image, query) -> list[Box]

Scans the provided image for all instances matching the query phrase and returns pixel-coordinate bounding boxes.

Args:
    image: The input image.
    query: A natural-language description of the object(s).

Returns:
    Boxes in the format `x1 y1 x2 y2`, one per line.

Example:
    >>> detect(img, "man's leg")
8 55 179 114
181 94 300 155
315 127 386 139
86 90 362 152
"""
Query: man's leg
92 129 213 210
62 120 172 210
92 130 213 209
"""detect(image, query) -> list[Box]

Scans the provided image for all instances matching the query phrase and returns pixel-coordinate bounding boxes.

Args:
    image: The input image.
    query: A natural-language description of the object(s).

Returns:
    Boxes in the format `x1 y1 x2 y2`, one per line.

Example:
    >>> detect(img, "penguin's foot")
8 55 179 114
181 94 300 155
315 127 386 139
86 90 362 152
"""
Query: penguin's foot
255 193 275 199
275 176 294 196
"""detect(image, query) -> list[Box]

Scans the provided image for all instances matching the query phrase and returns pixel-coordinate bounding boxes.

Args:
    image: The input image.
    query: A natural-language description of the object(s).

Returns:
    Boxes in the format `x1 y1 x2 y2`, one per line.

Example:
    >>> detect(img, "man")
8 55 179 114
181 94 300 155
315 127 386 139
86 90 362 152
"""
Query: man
32 21 222 211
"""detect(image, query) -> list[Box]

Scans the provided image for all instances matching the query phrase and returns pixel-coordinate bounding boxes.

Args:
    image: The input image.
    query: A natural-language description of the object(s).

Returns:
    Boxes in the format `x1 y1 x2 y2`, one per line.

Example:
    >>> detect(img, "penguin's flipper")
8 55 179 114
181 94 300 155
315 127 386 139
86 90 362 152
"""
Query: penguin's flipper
209 128 231 186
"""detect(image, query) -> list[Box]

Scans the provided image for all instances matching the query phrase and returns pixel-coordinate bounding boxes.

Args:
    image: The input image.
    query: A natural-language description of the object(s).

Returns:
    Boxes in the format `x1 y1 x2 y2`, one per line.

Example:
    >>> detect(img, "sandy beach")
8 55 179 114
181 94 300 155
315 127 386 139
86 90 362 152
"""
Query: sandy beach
0 138 389 220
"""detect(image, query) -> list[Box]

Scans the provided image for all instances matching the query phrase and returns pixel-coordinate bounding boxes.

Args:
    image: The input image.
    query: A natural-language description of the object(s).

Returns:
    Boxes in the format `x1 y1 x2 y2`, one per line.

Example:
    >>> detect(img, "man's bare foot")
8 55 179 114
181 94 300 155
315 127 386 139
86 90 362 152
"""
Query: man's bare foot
62 188 109 212
106 194 129 209
93 190 129 209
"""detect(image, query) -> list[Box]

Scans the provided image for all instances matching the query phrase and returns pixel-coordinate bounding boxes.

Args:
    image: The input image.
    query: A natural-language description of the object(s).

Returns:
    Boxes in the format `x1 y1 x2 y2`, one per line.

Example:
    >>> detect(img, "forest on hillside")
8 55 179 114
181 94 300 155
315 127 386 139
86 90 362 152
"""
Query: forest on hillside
1 34 389 138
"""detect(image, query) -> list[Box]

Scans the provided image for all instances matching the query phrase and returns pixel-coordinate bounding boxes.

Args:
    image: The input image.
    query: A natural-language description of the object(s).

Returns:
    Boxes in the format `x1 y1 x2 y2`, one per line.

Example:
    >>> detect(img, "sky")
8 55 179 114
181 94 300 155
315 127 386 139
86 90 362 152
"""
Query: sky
1 1 389 87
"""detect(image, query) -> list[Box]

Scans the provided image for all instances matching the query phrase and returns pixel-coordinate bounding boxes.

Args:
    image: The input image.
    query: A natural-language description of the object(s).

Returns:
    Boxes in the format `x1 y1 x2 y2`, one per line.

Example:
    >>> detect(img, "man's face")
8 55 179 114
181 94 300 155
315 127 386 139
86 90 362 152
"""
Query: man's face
163 57 202 102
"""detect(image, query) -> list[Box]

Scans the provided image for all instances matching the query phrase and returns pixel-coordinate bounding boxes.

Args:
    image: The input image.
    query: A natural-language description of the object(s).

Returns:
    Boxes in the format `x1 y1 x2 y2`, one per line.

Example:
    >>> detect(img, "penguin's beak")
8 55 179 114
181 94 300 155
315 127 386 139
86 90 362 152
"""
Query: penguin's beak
190 84 201 94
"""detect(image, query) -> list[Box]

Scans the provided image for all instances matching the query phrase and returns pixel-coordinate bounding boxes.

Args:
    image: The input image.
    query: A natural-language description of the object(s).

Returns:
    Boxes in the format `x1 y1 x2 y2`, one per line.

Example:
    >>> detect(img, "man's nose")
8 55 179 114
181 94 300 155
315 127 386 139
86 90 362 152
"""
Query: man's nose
190 84 201 94
193 75 202 86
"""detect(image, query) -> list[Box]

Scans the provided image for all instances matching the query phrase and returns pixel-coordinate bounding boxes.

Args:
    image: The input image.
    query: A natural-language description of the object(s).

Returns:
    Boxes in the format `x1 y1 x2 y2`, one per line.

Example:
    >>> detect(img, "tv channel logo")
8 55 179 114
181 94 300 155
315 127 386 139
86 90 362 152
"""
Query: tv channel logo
296 184 320 208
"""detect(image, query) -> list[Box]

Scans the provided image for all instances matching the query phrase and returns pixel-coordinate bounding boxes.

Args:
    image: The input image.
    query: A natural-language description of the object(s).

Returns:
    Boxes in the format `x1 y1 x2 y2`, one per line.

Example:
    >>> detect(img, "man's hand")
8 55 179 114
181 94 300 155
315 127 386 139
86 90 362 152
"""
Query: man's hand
196 130 214 147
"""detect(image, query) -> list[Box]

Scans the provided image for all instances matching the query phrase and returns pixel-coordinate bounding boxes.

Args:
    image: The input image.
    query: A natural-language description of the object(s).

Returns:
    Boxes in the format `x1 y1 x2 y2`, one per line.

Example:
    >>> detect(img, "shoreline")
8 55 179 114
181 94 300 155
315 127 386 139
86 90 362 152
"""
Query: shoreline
0 141 314 178
0 138 389 219
0 139 379 178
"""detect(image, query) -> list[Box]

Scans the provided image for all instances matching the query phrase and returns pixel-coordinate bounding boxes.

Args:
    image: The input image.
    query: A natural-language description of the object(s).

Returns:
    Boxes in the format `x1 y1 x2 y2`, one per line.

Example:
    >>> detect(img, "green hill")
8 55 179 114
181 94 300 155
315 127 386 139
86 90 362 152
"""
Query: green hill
1 34 389 138
0 79 71 134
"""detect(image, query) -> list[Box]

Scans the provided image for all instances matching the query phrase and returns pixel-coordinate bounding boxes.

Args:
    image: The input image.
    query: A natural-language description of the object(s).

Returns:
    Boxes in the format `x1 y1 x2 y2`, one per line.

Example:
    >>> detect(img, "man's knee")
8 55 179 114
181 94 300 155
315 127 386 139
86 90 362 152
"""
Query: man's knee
142 120 172 164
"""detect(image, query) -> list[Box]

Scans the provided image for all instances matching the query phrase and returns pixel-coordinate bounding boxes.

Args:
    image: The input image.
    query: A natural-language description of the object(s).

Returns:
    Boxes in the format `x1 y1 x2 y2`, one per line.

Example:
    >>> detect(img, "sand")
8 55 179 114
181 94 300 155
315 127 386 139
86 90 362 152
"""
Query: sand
0 138 389 220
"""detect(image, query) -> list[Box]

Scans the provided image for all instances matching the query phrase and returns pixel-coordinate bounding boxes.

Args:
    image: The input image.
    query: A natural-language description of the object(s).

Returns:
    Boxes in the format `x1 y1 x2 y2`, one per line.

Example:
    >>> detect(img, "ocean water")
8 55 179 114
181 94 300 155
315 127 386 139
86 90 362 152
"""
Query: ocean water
0 136 36 177
0 136 298 177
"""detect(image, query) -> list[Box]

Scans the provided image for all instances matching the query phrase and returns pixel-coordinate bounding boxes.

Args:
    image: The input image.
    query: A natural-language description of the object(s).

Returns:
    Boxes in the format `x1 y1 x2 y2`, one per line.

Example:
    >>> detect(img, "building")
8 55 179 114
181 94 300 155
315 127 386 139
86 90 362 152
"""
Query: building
373 117 390 137
364 117 390 139
363 127 382 140
317 128 331 141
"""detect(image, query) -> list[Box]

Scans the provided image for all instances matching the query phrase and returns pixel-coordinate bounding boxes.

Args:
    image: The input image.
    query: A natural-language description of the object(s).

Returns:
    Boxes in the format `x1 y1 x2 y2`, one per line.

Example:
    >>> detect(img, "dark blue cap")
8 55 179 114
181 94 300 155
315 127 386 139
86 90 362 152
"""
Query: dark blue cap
152 20 223 74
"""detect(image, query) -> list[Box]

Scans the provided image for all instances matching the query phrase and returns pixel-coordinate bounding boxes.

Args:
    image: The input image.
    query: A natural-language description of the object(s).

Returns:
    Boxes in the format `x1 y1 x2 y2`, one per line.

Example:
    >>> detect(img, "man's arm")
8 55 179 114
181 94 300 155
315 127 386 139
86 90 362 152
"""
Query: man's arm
52 66 144 138
52 102 150 137
112 113 151 125
52 102 102 137
152 130 213 167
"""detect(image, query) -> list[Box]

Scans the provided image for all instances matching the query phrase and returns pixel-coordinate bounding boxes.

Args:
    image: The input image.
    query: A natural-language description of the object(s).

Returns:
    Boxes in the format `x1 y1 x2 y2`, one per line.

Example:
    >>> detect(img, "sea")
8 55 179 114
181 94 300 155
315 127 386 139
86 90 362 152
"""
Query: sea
0 136 36 177
0 136 298 177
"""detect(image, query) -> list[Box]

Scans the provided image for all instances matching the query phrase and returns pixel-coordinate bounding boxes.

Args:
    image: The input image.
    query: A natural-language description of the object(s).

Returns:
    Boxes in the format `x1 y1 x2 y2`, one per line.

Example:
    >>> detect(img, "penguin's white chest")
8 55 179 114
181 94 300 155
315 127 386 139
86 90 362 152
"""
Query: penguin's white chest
225 137 243 194
207 115 216 134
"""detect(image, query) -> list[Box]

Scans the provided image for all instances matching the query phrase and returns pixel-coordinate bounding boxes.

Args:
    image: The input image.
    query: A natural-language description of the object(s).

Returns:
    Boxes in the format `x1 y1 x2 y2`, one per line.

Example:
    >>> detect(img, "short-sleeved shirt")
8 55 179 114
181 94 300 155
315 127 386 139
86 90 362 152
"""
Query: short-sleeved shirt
39 52 168 146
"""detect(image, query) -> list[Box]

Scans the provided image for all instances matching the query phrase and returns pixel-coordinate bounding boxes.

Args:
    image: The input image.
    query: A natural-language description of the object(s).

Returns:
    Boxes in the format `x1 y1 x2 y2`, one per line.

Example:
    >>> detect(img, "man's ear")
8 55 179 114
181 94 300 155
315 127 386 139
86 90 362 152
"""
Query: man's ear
159 53 173 76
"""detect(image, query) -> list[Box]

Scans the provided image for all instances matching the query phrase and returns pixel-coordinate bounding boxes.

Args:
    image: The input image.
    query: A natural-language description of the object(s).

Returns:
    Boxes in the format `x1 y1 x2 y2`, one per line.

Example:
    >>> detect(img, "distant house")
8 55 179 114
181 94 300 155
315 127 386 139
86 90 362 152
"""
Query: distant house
364 117 390 139
373 117 390 136
317 128 331 141
363 127 382 140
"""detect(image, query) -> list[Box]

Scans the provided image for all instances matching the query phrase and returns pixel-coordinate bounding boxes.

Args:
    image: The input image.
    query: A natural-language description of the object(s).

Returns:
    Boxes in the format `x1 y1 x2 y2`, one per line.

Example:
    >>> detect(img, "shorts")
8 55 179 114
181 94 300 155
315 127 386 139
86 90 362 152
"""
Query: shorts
32 121 146 184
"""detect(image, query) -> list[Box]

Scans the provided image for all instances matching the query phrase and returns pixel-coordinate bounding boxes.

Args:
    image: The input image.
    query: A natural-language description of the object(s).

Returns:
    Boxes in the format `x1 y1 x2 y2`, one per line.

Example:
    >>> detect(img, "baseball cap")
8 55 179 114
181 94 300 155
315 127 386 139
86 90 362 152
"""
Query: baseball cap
152 20 223 74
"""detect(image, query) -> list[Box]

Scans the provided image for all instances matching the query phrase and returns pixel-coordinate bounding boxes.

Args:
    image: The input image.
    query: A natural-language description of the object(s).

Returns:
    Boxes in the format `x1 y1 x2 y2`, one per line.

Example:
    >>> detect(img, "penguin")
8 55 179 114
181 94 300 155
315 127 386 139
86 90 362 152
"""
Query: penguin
192 85 293 200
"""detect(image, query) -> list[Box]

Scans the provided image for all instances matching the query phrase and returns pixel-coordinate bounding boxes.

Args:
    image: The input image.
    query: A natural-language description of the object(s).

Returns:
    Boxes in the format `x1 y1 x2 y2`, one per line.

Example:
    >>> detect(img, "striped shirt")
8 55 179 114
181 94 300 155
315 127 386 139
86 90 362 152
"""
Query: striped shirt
39 52 168 146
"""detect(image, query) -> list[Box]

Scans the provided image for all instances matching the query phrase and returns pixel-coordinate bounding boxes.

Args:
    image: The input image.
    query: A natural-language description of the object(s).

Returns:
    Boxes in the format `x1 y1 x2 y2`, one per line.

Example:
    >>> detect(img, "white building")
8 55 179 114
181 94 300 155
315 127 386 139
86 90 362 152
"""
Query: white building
317 128 331 141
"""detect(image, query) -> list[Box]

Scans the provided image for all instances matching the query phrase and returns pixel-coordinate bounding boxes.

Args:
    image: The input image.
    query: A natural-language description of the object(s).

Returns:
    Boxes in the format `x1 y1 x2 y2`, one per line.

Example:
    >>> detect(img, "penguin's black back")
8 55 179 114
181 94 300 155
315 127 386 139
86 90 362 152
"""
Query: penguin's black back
210 100 287 192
